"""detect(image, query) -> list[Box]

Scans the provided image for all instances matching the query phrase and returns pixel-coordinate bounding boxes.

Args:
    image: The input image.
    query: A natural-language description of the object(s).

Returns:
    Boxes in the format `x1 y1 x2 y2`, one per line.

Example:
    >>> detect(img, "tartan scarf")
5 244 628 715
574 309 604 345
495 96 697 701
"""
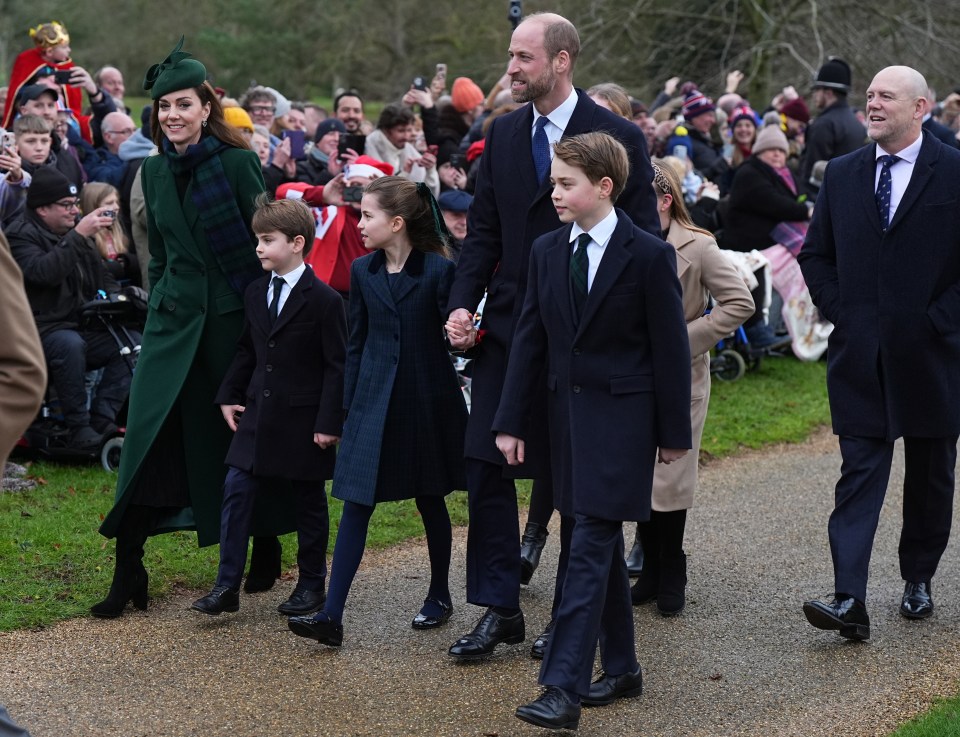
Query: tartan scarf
163 136 262 296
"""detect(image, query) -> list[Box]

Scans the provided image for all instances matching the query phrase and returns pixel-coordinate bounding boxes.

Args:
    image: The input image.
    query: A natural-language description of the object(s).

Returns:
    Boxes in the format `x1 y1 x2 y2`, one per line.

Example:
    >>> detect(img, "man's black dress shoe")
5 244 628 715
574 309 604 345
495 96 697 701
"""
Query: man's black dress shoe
515 687 581 731
900 581 934 619
277 586 326 615
802 594 870 640
530 619 554 660
288 612 343 646
244 536 281 593
582 667 643 707
191 586 240 615
520 523 549 585
411 597 453 629
448 608 524 660
625 534 644 577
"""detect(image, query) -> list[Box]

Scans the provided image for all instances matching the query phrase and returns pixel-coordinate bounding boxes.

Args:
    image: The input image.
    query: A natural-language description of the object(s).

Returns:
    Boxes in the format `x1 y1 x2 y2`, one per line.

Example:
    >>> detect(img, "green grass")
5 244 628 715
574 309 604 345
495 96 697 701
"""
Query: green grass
0 356 825 632
890 696 960 736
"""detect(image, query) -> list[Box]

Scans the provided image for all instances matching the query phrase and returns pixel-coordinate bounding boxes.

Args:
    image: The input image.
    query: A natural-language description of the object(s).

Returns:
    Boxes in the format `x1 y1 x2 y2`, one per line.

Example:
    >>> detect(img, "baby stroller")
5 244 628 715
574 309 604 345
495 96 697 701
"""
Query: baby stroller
14 292 144 472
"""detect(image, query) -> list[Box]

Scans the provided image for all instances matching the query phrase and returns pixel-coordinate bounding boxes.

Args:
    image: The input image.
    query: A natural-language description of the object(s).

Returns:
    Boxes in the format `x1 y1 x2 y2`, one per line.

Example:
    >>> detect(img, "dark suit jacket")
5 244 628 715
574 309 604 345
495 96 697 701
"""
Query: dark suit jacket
799 99 867 196
798 131 960 440
333 249 467 505
492 211 691 521
448 90 659 474
923 116 958 148
216 267 347 481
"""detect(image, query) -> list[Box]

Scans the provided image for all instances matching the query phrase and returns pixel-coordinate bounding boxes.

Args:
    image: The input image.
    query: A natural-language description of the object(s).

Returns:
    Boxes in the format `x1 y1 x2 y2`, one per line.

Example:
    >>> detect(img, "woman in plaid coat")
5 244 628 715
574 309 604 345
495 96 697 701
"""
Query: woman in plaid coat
289 176 467 648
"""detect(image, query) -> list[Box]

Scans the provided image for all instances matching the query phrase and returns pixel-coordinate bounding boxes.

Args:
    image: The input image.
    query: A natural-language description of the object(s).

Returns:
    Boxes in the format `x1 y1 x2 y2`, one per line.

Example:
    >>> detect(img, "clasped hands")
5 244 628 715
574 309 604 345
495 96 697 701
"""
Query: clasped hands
445 308 477 351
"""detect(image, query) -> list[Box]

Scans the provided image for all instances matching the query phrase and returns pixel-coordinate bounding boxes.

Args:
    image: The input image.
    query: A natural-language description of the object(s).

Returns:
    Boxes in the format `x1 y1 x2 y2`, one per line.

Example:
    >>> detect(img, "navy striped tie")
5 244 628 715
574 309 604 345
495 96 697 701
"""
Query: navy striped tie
875 154 900 232
570 233 590 319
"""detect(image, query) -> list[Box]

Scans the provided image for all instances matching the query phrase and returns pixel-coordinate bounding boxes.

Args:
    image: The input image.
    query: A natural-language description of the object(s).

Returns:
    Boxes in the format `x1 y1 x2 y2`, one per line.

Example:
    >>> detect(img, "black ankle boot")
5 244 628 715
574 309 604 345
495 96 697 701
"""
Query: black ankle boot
520 523 549 585
625 527 644 577
656 553 687 616
245 536 282 593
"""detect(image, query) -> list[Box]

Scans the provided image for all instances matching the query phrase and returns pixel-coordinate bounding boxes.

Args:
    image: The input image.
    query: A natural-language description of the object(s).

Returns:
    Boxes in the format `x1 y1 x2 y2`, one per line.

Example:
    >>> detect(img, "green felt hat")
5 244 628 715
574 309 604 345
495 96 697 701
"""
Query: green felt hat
143 36 207 100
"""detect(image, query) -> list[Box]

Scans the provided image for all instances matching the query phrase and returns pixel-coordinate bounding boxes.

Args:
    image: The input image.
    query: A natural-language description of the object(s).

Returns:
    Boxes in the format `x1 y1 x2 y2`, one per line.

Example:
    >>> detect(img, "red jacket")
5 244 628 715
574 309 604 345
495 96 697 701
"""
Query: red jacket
3 48 92 142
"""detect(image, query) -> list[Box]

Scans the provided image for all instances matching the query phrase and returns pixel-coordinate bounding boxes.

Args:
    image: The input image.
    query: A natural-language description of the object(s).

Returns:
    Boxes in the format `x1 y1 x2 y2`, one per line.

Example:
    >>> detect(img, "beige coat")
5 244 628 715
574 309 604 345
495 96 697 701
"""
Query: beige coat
652 223 754 511
0 231 46 469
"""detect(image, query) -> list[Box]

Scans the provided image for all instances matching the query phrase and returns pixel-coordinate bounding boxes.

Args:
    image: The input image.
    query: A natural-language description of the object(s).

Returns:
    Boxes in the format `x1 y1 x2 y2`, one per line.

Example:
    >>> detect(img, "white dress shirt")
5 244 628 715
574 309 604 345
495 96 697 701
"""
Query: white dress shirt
531 88 579 163
268 262 307 316
875 133 923 222
569 208 618 291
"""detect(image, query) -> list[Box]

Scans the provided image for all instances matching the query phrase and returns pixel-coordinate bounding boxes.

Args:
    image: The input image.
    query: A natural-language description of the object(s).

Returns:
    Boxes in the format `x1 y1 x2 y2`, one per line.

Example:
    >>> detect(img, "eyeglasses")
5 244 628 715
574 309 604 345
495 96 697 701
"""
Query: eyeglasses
249 105 276 114
53 199 80 210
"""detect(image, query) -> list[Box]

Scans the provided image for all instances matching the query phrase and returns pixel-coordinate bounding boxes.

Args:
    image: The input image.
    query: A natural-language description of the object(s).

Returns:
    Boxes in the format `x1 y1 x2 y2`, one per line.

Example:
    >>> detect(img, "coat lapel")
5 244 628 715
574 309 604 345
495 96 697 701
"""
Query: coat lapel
151 161 206 263
577 214 632 336
271 269 311 334
365 250 398 314
511 105 542 199
251 277 272 335
666 227 694 281
887 132 937 233
546 227 578 335
854 143 883 235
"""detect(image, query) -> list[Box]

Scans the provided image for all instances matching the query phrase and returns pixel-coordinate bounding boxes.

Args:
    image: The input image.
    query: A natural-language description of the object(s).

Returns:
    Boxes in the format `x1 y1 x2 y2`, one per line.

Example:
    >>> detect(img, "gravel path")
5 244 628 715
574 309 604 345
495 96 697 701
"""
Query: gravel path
3 429 960 737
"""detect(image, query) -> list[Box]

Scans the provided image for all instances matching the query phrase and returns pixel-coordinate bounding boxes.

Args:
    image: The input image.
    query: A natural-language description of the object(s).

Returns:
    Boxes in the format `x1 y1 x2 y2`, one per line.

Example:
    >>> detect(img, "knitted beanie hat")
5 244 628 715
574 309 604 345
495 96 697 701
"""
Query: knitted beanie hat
752 124 789 154
451 77 484 113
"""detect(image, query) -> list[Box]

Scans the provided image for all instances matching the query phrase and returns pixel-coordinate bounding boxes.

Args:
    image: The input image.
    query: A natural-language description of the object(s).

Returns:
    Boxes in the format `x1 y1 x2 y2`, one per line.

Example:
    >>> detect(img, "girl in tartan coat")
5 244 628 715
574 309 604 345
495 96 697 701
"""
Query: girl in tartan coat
288 176 467 647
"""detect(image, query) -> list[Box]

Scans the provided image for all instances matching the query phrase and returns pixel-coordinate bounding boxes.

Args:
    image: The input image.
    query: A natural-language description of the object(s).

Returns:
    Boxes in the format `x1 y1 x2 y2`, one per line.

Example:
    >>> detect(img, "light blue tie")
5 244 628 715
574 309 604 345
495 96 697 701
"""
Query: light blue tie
532 116 551 183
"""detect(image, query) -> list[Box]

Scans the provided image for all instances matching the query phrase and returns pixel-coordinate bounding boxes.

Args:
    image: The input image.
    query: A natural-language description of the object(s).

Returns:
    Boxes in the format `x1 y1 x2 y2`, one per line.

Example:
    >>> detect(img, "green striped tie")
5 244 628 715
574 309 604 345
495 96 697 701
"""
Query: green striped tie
570 233 590 319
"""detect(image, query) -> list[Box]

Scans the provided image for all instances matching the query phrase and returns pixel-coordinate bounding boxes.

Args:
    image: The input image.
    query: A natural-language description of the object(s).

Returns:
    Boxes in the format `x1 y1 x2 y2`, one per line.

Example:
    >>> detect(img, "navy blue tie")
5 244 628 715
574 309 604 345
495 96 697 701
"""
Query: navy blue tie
268 276 284 324
875 154 900 232
532 116 551 183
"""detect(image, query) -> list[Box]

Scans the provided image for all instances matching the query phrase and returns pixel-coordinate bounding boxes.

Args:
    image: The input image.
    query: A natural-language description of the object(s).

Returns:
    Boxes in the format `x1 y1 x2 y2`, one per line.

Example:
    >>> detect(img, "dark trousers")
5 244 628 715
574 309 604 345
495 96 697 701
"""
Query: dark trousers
465 458 521 609
216 466 329 591
41 328 134 427
830 435 957 602
540 513 637 696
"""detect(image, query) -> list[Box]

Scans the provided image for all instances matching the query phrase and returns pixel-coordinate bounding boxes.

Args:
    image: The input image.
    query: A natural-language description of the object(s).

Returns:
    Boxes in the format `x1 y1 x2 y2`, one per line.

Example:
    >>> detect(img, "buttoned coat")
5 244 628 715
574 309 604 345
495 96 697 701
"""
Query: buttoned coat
798 132 960 440
215 268 346 481
492 212 692 521
333 249 467 506
100 146 294 545
652 224 754 511
448 91 659 478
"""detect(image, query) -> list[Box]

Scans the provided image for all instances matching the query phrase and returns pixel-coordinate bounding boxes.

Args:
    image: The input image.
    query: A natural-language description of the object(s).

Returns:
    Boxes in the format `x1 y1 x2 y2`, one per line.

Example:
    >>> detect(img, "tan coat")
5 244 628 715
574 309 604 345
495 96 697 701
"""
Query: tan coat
652 223 754 511
0 231 46 469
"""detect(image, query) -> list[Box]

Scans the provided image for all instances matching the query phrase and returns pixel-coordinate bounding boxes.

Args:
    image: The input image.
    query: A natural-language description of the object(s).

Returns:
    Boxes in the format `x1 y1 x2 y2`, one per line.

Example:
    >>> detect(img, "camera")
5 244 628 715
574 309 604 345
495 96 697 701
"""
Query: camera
53 70 74 85
101 210 116 219
508 0 523 28
412 76 428 92
342 185 364 203
448 153 467 171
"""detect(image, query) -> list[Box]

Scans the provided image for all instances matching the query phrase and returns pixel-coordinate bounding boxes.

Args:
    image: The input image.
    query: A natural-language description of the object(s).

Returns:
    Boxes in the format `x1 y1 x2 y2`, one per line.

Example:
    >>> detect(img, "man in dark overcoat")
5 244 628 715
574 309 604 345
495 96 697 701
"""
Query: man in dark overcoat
445 11 659 660
799 65 960 641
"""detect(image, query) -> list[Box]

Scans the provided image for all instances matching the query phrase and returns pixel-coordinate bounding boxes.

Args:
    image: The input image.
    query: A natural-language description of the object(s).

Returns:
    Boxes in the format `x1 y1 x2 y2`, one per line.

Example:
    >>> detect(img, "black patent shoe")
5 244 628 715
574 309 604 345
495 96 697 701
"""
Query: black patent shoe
802 594 870 640
244 536 282 593
530 619 555 660
515 687 581 731
411 597 453 629
448 608 524 660
520 523 549 585
277 586 326 615
900 581 934 619
582 667 643 707
191 586 240 615
288 611 343 647
625 539 644 577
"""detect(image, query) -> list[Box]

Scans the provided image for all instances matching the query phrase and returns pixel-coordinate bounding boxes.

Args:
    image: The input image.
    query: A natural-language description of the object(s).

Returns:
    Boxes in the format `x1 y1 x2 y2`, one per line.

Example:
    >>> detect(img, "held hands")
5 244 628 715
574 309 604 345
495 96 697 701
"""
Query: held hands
74 207 117 238
314 433 340 449
496 433 525 466
658 448 688 465
445 308 477 350
220 404 245 432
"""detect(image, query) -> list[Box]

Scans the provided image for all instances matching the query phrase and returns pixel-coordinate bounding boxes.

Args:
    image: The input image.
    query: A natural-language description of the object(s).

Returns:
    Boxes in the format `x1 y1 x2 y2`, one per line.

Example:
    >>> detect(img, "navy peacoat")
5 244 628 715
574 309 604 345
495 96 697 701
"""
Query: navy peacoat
333 249 467 506
215 268 346 482
798 132 960 440
448 90 660 478
492 212 692 521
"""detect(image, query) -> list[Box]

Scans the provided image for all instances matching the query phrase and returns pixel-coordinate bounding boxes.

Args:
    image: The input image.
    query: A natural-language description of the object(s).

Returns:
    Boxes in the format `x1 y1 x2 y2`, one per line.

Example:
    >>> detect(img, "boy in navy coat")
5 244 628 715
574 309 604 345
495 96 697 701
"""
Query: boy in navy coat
192 196 347 617
489 132 692 730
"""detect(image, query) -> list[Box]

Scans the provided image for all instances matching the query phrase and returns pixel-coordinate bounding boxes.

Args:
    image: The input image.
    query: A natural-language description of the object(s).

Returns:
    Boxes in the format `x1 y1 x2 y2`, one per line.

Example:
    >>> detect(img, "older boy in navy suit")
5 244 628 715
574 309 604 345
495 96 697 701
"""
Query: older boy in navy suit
192 196 347 617
490 132 691 730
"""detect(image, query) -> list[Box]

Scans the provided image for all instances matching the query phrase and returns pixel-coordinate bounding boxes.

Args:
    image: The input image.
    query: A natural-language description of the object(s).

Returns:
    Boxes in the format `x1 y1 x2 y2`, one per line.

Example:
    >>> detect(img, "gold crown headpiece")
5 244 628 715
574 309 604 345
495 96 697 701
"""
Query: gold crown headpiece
30 22 70 49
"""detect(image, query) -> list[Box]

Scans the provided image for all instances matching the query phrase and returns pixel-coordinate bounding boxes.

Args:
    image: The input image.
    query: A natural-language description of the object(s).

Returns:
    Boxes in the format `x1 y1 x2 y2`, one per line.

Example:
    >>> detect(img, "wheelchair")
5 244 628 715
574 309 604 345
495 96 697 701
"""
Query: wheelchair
13 293 144 472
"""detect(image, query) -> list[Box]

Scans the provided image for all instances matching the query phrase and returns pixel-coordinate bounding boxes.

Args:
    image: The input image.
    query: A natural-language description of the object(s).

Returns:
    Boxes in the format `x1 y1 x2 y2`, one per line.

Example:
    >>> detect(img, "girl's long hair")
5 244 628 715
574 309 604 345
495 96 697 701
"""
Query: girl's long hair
652 157 713 238
79 182 129 258
363 176 451 258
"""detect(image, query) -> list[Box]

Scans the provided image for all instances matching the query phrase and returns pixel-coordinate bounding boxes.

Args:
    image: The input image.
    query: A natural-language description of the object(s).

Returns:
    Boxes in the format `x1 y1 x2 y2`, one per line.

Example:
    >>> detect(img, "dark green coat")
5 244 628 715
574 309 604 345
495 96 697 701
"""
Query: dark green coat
101 146 294 546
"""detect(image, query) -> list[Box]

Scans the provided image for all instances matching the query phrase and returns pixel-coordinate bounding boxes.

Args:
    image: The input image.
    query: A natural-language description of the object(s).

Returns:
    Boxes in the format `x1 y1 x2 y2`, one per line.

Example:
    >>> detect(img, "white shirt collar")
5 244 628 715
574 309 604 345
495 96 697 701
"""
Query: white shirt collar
532 88 579 133
876 132 923 165
273 262 307 287
570 207 618 247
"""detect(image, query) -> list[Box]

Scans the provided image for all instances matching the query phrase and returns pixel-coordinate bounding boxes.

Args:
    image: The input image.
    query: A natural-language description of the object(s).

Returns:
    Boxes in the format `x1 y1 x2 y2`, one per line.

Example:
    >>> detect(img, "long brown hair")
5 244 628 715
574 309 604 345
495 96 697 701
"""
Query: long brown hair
652 157 713 238
80 182 129 258
363 176 451 258
150 81 249 150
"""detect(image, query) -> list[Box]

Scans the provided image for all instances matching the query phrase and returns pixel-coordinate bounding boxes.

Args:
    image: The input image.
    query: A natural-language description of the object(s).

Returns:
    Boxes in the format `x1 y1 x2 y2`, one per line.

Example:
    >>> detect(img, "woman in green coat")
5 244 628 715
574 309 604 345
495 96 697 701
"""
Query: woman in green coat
92 40 288 617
